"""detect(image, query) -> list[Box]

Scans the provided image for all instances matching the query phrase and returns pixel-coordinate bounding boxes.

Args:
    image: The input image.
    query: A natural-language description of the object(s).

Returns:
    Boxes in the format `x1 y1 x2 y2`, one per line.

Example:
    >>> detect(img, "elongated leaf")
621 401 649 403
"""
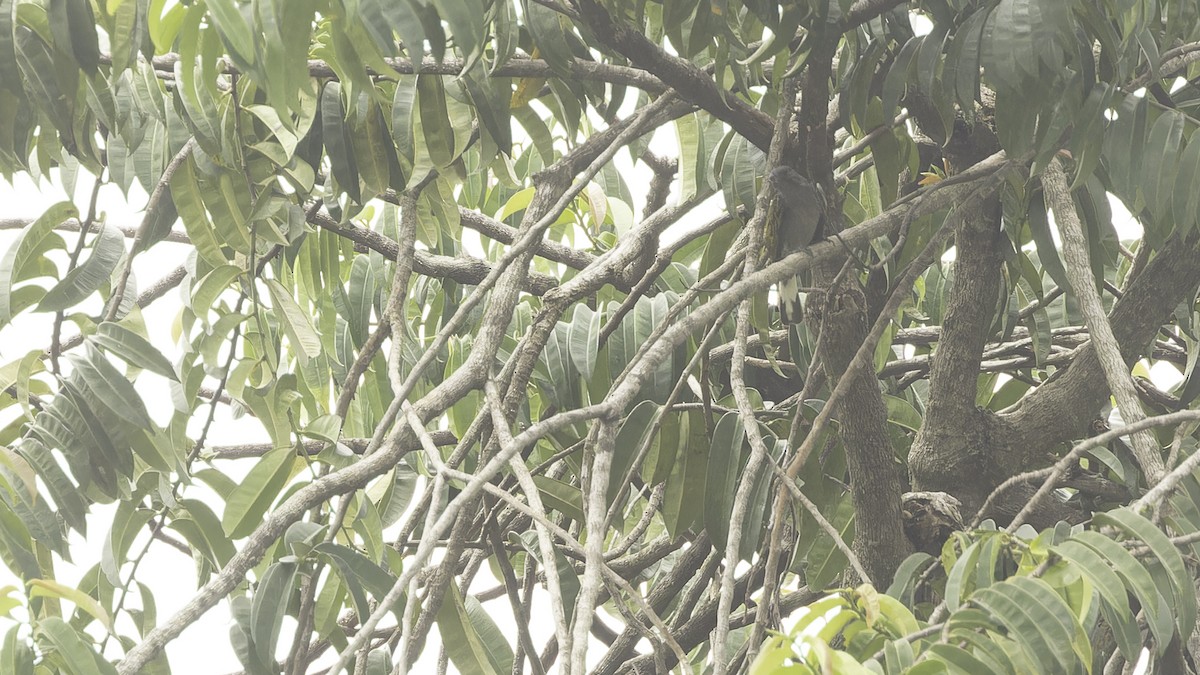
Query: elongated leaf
0 0 16 94
27 579 111 631
38 222 124 312
190 264 242 319
171 156 227 267
250 561 297 669
704 411 745 549
15 439 87 535
205 0 255 68
222 446 296 538
608 400 659 506
436 585 501 675
36 617 114 675
315 542 400 623
1072 529 1172 649
101 503 155 586
67 343 154 429
971 581 1072 671
1095 509 1196 638
567 303 601 380
416 74 454 168
0 624 34 675
61 0 99 74
532 476 584 523
322 81 361 203
15 27 75 147
169 499 237 570
0 202 75 323
264 279 322 362
90 322 177 381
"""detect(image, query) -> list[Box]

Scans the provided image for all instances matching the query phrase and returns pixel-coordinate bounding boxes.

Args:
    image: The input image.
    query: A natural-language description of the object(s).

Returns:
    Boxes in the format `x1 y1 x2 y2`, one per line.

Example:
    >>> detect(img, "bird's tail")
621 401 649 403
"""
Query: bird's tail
779 276 803 323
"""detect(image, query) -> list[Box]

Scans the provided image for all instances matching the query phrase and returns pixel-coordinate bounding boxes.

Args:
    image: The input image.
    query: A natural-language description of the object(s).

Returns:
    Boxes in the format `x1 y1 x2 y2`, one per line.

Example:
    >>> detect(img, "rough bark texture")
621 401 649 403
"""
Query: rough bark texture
911 233 1200 524
907 194 1007 516
1005 236 1200 453
800 32 912 586
812 283 912 584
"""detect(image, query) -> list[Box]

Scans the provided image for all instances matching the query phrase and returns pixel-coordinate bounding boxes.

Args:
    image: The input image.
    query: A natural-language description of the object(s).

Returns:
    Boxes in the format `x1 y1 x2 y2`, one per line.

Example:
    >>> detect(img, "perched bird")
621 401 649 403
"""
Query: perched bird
766 167 826 322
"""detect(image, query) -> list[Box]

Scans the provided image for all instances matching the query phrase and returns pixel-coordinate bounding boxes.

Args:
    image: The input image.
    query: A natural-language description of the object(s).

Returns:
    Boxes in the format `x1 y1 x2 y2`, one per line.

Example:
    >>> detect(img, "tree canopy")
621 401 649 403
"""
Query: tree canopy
2 0 1200 673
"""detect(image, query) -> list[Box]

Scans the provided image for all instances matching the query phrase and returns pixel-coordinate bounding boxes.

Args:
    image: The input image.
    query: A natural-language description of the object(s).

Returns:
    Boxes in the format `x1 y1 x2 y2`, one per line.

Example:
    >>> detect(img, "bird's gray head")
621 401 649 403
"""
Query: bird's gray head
767 166 813 192
768 167 824 208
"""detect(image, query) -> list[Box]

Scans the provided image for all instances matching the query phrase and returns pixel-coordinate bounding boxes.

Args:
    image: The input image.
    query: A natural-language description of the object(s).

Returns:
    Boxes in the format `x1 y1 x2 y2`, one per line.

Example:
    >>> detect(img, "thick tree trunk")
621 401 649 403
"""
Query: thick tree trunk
908 195 1007 515
814 282 912 585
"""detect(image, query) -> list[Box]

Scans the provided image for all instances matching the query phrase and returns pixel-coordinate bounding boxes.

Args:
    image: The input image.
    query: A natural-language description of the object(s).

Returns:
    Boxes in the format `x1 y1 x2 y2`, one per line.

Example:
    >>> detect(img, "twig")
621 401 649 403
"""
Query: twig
972 410 1200 531
105 138 196 323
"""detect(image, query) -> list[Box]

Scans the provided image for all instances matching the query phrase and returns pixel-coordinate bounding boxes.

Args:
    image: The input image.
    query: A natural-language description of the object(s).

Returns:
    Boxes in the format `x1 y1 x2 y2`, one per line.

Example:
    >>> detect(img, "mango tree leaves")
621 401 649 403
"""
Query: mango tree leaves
0 202 74 324
436 585 511 675
67 343 154 429
37 221 124 312
222 446 298 539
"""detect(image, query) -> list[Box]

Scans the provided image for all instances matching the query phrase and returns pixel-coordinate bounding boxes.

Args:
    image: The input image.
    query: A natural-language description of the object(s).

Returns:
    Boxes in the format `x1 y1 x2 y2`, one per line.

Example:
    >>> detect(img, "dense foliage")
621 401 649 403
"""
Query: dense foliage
2 0 1200 673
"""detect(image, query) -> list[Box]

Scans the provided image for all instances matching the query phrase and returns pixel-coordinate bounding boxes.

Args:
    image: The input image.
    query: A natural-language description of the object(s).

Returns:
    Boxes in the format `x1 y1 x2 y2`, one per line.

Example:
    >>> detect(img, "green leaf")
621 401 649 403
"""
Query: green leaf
67 342 154 429
171 156 228 267
15 439 88 535
436 585 502 675
36 616 114 675
1027 189 1068 290
609 400 659 506
58 0 99 74
15 26 75 146
0 202 76 323
391 75 417 162
416 74 454 169
1072 529 1172 649
662 410 709 538
521 0 573 77
1140 110 1184 225
221 446 297 538
805 495 855 589
0 624 34 675
204 0 255 68
321 81 361 203
190 264 243 320
0 0 17 93
27 579 111 631
315 542 400 622
174 7 221 152
250 561 297 669
704 411 745 549
169 499 237 571
264 279 322 363
90 322 178 381
883 395 922 432
432 0 485 63
531 476 584 523
1173 132 1200 232
38 222 124 312
567 304 601 380
460 63 512 154
1095 509 1196 639
970 580 1072 672
101 504 155 586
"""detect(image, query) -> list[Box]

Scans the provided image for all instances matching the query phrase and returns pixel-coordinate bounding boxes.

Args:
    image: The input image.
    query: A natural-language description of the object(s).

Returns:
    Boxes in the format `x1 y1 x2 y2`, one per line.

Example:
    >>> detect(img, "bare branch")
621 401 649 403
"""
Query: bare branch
1042 157 1165 484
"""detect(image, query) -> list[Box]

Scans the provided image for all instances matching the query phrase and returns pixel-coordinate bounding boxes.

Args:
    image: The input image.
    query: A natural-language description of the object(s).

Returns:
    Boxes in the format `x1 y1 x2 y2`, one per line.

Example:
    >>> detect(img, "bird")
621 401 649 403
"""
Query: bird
766 166 826 322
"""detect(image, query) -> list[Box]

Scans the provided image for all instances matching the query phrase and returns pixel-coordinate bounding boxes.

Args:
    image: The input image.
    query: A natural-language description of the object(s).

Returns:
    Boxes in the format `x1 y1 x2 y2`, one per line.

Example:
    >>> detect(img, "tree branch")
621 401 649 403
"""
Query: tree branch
1042 157 1164 483
573 0 774 150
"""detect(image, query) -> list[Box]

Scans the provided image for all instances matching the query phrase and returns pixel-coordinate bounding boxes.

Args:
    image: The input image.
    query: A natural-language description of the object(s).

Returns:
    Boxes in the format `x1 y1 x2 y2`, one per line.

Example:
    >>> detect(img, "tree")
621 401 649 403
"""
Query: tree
1 0 1200 672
